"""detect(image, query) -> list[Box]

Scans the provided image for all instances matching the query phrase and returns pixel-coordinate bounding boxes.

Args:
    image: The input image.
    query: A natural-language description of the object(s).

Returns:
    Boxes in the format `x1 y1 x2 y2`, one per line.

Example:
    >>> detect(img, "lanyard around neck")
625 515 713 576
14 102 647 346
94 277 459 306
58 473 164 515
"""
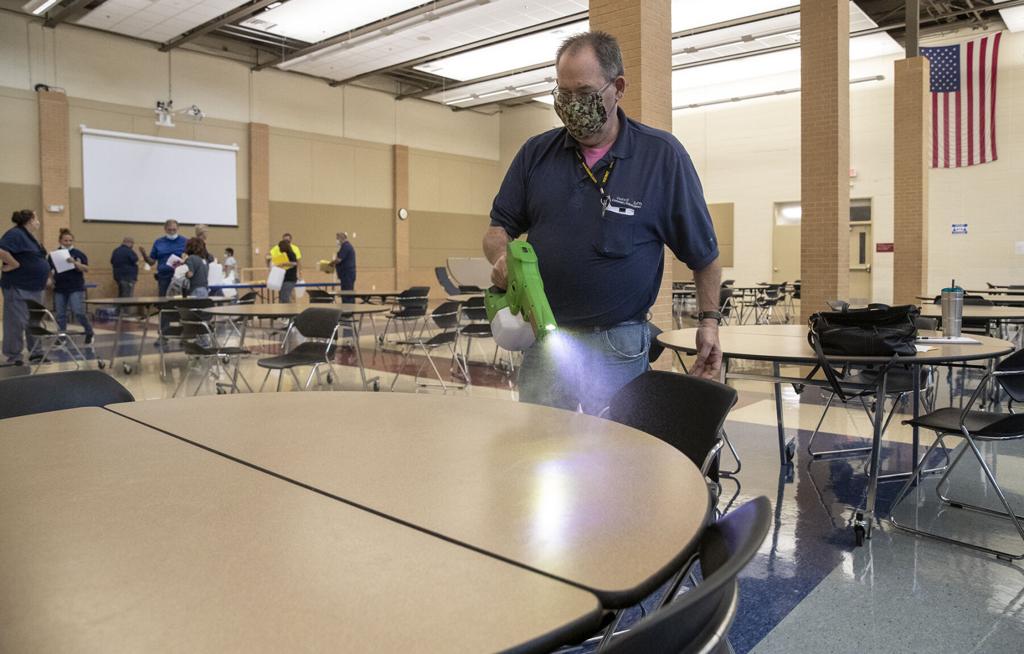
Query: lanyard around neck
575 150 616 197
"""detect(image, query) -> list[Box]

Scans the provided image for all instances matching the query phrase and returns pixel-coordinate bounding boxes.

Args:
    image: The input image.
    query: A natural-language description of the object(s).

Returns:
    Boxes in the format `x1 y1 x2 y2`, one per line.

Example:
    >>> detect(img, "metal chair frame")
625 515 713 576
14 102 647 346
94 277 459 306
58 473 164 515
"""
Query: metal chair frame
172 309 252 397
389 301 467 392
25 300 94 373
257 308 343 392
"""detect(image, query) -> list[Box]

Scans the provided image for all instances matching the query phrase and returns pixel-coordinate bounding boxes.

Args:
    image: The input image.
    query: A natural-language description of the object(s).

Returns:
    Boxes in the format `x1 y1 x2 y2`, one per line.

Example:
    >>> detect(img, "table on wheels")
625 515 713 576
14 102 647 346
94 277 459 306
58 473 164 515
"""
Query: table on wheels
658 324 1014 544
85 295 232 374
332 289 403 302
1 394 710 651
203 303 391 390
0 406 603 653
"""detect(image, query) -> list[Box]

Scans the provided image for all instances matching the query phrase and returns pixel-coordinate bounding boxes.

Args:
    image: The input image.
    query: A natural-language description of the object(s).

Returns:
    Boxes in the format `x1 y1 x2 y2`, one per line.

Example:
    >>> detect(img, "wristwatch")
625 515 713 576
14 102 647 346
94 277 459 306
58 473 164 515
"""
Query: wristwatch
696 310 723 323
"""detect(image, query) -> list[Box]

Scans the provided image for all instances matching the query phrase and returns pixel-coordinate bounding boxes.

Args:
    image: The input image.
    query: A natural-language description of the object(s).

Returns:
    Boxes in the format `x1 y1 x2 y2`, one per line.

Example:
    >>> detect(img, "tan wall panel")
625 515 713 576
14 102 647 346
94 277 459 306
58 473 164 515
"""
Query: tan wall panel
252 68 345 138
268 202 394 271
408 150 501 215
672 202 734 280
0 183 41 217
0 88 40 185
269 130 392 207
54 27 166 110
343 86 397 145
0 13 31 90
395 99 499 161
311 140 356 206
353 145 393 209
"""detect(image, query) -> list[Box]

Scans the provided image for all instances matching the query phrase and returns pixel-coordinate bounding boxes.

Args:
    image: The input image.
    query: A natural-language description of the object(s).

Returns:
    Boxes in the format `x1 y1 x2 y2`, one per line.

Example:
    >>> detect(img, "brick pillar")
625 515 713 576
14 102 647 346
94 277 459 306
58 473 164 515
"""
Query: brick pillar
249 123 270 271
893 57 930 305
800 0 850 321
38 89 69 248
393 145 410 290
590 0 674 343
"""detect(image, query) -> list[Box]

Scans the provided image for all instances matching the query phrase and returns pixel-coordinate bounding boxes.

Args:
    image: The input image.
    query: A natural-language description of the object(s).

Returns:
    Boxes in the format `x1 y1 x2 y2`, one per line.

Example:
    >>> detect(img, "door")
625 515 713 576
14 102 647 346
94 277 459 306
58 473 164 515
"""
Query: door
772 223 801 284
849 223 872 305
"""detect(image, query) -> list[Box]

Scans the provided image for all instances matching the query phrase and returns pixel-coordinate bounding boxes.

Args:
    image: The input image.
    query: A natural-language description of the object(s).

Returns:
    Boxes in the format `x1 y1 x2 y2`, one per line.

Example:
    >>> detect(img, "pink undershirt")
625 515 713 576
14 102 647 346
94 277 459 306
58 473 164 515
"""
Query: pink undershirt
580 143 612 168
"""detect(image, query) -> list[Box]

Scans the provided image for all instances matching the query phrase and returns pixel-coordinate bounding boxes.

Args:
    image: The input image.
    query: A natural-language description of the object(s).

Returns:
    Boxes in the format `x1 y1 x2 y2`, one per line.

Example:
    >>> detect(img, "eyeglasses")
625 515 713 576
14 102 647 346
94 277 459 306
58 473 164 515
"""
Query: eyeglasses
551 79 614 104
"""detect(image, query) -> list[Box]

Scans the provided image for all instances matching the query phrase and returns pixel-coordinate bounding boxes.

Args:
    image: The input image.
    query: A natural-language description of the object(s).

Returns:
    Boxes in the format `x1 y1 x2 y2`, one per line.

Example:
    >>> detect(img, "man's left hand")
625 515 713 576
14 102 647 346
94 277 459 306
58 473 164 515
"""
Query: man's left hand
690 321 722 380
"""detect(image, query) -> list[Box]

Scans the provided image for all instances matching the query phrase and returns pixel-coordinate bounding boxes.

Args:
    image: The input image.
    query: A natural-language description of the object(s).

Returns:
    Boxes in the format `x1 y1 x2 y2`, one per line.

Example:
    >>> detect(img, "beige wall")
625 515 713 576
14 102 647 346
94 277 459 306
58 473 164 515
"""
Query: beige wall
0 9 509 297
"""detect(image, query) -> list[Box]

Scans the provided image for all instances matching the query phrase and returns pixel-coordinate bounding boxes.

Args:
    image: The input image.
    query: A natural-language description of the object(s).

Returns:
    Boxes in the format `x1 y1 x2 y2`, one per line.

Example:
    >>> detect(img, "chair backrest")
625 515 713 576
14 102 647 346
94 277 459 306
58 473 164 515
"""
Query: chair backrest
431 301 462 331
932 294 994 306
0 370 134 419
177 307 214 345
24 299 55 333
721 280 735 287
719 288 734 317
462 295 488 322
434 267 462 295
293 307 342 340
236 291 258 305
306 289 334 304
996 349 1024 403
914 316 939 331
647 322 665 364
607 371 737 474
458 285 483 293
605 497 771 654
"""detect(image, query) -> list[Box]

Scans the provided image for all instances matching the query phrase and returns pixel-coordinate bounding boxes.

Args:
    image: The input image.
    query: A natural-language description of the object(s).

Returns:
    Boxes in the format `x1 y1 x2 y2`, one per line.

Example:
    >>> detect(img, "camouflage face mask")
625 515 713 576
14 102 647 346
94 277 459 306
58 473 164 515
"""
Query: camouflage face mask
553 80 613 141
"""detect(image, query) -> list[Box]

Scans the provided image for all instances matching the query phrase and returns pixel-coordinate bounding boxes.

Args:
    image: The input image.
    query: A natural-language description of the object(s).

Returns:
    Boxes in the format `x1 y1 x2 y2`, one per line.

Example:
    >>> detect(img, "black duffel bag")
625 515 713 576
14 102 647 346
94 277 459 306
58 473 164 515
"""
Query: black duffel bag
807 302 920 357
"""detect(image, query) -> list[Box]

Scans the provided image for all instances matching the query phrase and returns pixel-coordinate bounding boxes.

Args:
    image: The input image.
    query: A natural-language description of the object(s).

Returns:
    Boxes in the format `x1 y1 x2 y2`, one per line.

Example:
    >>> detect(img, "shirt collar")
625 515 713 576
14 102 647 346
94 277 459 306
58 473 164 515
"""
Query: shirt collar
560 107 635 162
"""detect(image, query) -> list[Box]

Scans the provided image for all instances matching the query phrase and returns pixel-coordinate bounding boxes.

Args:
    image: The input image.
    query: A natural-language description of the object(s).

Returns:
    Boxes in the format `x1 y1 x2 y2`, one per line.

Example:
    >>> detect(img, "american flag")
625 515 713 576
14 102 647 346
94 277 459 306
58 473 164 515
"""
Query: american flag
921 32 1002 168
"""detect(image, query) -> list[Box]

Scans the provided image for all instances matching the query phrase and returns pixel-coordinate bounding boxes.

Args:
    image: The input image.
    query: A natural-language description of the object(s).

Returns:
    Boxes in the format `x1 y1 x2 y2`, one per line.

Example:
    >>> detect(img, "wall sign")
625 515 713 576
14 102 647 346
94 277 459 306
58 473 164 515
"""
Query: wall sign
876 242 894 253
952 223 968 235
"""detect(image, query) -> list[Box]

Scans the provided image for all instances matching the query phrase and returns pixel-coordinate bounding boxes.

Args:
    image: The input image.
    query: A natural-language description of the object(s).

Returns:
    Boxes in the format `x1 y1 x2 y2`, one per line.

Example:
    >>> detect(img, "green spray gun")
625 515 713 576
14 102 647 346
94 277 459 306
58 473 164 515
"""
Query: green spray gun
484 241 557 349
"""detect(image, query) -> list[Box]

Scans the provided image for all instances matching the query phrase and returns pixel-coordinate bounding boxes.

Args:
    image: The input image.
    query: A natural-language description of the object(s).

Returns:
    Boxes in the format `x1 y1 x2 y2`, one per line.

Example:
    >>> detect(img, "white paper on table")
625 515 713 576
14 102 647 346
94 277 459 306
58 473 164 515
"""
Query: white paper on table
914 344 936 353
916 336 981 344
208 262 224 285
267 265 286 291
166 254 184 268
173 263 188 279
49 249 75 273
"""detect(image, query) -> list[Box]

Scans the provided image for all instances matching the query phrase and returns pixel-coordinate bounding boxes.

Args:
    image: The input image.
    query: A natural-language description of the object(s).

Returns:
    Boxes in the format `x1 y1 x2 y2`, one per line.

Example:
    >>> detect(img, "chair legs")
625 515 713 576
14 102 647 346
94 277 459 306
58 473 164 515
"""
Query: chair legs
889 431 1024 561
806 392 905 459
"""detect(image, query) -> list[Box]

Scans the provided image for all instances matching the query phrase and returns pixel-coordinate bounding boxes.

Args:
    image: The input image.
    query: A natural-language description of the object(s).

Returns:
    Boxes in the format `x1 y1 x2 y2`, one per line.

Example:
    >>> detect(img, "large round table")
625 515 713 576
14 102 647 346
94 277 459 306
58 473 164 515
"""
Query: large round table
0 393 710 652
658 324 1015 544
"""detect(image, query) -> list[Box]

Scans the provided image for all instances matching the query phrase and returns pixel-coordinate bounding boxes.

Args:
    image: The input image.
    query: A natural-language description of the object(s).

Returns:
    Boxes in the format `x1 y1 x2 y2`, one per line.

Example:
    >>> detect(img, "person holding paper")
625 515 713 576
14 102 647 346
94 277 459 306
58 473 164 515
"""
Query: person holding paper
274 239 299 302
183 238 211 299
268 233 301 269
0 210 48 365
110 237 139 297
48 228 95 344
223 247 237 279
142 219 187 297
332 232 357 304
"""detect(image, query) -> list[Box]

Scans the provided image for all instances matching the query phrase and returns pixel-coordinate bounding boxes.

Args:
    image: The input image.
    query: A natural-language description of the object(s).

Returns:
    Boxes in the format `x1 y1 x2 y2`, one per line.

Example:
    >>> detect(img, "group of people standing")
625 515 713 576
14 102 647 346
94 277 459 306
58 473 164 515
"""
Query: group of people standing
0 210 358 366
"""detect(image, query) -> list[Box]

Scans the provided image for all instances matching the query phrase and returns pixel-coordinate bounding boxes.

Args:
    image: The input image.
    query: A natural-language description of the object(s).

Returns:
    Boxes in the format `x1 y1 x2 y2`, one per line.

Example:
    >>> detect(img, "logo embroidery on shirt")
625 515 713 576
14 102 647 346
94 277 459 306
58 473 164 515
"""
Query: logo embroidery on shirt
607 196 642 216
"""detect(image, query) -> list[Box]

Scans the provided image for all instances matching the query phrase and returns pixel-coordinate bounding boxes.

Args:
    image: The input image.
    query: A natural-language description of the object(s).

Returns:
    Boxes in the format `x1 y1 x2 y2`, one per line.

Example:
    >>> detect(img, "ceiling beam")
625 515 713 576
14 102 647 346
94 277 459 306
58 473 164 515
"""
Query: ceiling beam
671 5 801 39
160 0 292 52
43 0 93 28
397 61 553 100
329 10 587 87
251 0 469 72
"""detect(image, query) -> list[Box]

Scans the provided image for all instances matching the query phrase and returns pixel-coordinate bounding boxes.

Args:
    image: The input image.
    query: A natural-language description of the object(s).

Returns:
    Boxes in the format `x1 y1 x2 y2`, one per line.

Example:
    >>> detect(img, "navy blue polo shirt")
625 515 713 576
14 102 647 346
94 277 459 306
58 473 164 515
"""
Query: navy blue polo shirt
50 247 88 294
335 240 356 279
110 244 139 282
490 108 718 327
0 225 49 292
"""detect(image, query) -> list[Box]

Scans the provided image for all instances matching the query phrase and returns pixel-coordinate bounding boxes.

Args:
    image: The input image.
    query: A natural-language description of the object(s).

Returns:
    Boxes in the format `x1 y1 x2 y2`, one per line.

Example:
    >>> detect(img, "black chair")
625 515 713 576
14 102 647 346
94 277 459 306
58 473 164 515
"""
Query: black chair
172 307 251 397
434 267 462 296
306 289 335 304
390 301 466 392
601 497 771 654
607 371 738 484
889 349 1024 560
24 299 95 373
380 286 430 345
458 285 483 293
0 369 133 419
257 307 342 391
459 296 500 381
158 299 214 378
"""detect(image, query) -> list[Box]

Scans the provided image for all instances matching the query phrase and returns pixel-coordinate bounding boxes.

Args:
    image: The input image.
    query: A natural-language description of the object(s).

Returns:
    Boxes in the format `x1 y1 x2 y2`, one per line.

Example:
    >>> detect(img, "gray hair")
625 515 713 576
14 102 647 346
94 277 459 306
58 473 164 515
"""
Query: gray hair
555 31 624 82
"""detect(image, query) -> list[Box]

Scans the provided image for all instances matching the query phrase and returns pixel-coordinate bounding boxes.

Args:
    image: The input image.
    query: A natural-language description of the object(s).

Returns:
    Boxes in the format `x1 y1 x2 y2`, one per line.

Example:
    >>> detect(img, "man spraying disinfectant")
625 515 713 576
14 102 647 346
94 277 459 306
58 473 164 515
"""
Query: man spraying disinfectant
484 241 557 352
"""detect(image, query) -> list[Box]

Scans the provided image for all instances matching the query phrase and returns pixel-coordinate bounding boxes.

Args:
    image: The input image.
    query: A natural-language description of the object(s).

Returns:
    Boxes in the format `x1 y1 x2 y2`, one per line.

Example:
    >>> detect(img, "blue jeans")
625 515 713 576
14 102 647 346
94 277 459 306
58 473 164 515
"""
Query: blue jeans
189 286 209 298
279 281 296 303
518 321 650 415
116 279 135 297
54 290 94 337
2 286 42 362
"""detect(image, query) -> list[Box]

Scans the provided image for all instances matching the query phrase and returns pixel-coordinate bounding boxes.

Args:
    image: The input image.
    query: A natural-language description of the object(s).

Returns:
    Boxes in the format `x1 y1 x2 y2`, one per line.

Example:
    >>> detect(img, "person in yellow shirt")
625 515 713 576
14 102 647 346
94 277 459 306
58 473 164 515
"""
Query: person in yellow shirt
267 232 301 302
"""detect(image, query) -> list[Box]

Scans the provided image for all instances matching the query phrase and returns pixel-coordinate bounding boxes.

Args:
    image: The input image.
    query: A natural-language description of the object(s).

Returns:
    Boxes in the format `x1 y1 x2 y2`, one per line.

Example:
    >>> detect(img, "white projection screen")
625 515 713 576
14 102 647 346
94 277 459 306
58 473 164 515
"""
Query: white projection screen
81 127 238 226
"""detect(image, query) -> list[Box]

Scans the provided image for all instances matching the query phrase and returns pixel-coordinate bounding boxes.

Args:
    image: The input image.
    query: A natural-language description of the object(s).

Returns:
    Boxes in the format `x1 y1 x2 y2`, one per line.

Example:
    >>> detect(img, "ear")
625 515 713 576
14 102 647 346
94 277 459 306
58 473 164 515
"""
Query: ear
614 76 626 100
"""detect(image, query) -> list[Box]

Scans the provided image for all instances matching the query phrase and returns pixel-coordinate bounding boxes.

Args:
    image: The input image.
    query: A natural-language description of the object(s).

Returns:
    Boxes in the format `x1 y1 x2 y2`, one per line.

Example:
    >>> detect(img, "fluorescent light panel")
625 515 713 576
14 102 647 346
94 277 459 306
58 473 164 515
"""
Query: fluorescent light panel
999 6 1024 32
671 0 796 33
414 20 588 81
241 0 426 43
27 0 60 15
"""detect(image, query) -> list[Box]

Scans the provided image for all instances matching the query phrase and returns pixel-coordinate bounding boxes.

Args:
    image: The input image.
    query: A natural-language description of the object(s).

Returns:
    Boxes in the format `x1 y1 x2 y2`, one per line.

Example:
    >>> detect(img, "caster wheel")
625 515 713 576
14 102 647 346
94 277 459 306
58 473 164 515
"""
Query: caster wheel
123 363 132 375
785 441 796 461
326 373 335 385
97 360 106 370
372 381 380 392
854 525 866 547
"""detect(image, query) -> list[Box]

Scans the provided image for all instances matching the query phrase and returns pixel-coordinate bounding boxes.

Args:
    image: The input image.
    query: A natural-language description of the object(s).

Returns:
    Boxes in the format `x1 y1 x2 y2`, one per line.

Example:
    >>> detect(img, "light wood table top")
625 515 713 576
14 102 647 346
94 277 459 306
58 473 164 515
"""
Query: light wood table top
0 408 601 653
202 303 391 318
108 392 710 607
333 289 403 297
659 324 1015 365
85 295 233 306
918 304 1024 320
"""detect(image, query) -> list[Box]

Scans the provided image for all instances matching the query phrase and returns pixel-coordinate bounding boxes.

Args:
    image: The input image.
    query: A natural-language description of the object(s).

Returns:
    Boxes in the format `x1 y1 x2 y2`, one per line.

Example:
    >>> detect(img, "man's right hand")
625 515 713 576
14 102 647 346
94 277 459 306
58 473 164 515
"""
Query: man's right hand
490 254 508 289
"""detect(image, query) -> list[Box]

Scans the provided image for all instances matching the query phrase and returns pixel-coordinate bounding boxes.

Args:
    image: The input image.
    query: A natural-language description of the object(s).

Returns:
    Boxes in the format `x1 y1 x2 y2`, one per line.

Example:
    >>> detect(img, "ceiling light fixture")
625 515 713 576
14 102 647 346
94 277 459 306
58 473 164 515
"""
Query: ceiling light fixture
23 0 60 15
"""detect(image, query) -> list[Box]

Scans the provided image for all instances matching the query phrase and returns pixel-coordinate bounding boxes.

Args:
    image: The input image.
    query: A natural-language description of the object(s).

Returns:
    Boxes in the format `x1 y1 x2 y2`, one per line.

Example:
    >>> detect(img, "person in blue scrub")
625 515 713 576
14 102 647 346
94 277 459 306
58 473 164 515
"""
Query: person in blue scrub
333 231 356 304
141 219 187 339
485 31 724 415
0 210 49 365
110 237 139 297
49 228 95 345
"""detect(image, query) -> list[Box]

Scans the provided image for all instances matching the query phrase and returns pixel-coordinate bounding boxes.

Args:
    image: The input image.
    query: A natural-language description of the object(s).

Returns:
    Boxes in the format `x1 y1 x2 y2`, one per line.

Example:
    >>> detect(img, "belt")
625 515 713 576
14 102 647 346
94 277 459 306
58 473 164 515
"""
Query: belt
558 319 647 334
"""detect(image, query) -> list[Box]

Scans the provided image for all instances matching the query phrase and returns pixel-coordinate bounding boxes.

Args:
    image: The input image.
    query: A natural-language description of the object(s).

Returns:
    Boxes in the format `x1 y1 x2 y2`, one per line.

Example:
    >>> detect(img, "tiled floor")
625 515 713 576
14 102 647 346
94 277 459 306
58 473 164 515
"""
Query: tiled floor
8 313 1024 653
